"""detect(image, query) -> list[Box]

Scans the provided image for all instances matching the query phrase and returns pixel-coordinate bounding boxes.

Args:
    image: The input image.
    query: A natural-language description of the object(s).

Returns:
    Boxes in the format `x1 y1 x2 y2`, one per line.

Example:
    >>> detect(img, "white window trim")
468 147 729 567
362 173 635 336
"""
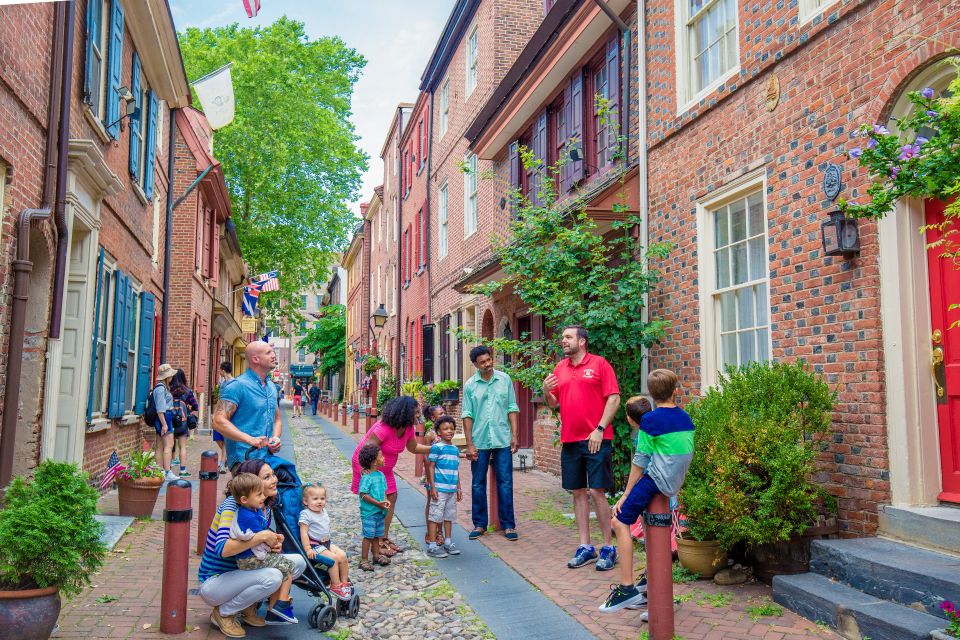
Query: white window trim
124 279 142 415
463 156 478 239
90 0 110 121
798 0 841 25
440 79 450 137
465 26 479 97
674 0 741 115
695 167 770 391
438 181 449 258
92 254 118 419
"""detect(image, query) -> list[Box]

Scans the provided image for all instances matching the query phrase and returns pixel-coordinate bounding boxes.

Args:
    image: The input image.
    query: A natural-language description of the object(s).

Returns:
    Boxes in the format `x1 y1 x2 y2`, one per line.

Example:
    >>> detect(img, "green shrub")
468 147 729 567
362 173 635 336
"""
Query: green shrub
377 373 397 412
680 361 836 548
0 460 106 596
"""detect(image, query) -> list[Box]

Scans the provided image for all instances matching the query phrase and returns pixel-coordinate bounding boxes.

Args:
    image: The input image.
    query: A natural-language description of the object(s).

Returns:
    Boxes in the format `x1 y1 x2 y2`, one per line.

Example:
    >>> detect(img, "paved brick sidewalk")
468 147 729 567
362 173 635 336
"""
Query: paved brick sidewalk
329 413 841 640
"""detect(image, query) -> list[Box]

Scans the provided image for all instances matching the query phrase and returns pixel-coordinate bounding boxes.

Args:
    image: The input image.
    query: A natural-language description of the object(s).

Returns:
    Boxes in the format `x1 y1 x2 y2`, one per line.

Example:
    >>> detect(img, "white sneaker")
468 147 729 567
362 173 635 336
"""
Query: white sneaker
165 471 180 482
443 542 461 556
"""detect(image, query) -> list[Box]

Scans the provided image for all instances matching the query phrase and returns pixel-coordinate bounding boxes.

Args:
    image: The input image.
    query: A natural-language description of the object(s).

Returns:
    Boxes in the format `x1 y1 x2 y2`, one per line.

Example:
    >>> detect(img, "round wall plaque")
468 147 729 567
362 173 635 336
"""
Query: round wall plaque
823 164 843 201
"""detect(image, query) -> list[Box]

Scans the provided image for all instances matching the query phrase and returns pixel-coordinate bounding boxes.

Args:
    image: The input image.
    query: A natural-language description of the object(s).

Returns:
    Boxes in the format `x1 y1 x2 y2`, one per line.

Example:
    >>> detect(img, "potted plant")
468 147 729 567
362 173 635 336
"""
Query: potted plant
0 461 106 639
932 600 960 639
363 355 388 375
116 449 166 518
434 379 460 403
680 361 836 583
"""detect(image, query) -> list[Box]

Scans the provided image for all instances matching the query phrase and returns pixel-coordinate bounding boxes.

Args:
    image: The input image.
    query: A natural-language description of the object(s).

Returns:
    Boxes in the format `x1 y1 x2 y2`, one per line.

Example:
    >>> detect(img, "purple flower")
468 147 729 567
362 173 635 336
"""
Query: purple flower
867 137 878 149
927 110 939 119
848 147 862 158
898 143 921 161
873 124 890 135
890 165 900 179
921 87 935 99
916 136 929 146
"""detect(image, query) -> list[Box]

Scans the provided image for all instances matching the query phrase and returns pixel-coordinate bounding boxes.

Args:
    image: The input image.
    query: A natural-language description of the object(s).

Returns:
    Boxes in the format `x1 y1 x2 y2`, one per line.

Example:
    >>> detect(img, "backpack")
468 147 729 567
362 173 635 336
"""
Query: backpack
171 397 190 433
143 383 164 425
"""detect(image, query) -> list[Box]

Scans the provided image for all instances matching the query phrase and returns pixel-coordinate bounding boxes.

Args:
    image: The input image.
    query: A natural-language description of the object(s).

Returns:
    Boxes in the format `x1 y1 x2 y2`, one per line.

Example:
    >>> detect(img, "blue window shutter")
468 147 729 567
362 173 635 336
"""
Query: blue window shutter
83 0 99 105
86 248 105 423
104 0 124 139
129 53 141 179
144 90 159 198
120 276 134 414
107 271 127 418
134 292 155 414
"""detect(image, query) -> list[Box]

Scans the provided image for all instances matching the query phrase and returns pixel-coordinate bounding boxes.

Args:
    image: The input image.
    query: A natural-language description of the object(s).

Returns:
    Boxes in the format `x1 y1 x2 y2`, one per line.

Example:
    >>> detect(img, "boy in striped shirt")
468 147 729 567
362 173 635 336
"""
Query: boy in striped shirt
600 369 695 613
426 416 463 558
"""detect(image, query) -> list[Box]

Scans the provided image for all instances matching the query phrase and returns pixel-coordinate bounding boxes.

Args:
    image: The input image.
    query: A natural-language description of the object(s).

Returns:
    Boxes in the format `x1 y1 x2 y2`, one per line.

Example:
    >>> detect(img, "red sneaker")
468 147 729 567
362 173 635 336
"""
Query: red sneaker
330 583 352 601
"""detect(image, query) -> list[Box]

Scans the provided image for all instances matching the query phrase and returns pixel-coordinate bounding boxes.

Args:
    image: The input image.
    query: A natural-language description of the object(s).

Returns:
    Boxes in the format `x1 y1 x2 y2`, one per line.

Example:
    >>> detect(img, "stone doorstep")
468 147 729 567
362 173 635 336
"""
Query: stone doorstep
878 504 960 557
94 514 135 551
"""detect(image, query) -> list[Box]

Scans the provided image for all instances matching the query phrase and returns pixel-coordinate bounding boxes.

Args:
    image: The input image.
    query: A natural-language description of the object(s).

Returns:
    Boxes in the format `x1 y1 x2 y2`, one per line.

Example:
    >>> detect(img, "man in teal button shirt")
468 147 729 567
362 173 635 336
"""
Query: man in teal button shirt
463 345 520 542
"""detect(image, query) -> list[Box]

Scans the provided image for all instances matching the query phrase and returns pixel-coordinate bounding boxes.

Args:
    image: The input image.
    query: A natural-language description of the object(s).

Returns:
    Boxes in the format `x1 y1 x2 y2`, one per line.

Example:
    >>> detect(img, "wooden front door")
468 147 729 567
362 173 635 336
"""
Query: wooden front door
516 316 534 448
925 199 960 503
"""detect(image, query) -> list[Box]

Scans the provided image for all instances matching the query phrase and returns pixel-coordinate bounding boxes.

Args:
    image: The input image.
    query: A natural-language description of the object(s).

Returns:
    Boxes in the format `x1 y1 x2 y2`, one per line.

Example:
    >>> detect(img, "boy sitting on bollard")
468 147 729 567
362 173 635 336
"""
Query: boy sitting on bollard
599 369 695 612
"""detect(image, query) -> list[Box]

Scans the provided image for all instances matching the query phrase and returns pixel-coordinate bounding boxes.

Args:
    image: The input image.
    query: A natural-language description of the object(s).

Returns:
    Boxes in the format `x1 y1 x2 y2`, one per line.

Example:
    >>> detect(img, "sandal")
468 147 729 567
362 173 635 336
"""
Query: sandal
359 560 373 571
374 554 391 566
383 538 403 553
379 544 397 557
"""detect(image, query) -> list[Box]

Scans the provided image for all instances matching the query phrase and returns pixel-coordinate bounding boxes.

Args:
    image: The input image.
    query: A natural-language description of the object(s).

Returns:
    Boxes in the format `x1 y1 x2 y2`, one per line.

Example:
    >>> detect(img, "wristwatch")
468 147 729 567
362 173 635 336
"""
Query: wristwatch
595 424 605 432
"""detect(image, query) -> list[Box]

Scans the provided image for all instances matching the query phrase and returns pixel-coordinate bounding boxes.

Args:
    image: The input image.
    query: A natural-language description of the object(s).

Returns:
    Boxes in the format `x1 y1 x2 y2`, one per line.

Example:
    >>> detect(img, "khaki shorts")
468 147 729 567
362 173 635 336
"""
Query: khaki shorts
236 552 297 580
428 490 457 524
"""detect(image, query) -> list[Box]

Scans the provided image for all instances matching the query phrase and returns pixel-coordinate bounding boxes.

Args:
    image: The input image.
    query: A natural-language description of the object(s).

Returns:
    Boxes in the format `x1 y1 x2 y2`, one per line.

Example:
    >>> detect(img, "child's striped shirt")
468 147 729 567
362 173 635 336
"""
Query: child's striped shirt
428 442 460 493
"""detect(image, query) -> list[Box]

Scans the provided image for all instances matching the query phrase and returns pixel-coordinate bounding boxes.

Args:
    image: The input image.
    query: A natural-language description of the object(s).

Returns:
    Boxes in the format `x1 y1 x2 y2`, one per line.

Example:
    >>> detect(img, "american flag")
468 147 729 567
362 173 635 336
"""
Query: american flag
242 0 261 18
249 271 280 292
99 451 125 489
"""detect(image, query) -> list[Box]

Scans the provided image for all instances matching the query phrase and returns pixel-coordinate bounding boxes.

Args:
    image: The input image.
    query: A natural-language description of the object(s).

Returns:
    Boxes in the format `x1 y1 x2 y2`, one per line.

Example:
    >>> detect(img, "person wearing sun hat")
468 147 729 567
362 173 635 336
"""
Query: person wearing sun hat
154 363 180 482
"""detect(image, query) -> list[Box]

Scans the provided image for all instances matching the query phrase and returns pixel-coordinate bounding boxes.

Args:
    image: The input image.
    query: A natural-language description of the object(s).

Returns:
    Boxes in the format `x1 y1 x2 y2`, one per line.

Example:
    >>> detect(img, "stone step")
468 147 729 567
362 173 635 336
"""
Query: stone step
878 504 960 557
810 538 960 619
772 573 945 640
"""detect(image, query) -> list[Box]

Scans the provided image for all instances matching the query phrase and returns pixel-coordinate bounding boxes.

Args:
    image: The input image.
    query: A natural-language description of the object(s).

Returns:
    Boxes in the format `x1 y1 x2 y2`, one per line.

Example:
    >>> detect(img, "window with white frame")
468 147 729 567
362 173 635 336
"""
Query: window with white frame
439 182 449 257
124 281 141 413
377 264 382 307
799 0 839 21
708 190 770 377
92 258 116 416
440 80 450 136
681 0 739 103
463 155 478 237
465 27 479 96
85 0 110 120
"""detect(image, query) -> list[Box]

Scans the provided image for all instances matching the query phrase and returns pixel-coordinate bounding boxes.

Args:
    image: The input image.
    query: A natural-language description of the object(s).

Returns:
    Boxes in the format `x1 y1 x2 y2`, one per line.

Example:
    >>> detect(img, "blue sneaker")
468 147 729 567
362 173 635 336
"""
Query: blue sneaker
264 602 298 625
567 544 598 568
595 545 617 571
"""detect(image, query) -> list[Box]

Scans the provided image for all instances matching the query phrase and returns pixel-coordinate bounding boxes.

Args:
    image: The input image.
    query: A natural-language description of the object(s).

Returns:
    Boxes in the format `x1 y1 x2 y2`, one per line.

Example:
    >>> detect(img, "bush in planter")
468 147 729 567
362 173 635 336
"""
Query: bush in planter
117 449 164 482
680 361 836 551
0 460 106 596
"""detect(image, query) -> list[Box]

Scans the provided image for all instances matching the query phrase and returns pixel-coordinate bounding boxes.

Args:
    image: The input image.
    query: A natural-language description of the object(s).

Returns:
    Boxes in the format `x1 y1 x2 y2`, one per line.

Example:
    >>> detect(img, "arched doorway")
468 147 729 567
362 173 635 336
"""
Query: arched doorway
481 309 494 340
879 61 959 505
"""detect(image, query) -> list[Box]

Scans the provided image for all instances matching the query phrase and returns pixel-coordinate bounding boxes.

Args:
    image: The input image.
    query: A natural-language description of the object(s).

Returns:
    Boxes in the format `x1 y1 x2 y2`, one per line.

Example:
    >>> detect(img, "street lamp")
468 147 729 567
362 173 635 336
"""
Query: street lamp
367 304 388 415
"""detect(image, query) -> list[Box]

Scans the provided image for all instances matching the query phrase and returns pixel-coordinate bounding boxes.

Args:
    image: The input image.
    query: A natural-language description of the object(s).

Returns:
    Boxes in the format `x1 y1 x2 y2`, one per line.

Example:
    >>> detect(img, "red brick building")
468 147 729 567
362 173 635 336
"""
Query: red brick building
343 222 368 405
165 106 233 422
398 92 433 383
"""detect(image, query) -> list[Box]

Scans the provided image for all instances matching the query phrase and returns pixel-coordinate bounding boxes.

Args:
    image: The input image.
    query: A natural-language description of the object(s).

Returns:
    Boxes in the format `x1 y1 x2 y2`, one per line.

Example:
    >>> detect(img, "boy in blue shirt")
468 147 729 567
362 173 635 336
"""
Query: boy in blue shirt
425 416 463 558
600 369 695 613
357 442 391 571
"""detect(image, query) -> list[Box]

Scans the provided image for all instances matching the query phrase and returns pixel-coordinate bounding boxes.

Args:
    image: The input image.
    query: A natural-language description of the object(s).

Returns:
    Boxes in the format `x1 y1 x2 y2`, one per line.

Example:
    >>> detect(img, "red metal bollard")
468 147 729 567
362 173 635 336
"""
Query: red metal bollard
352 404 359 433
367 407 378 432
197 450 219 555
645 494 675 639
341 402 347 427
160 479 192 634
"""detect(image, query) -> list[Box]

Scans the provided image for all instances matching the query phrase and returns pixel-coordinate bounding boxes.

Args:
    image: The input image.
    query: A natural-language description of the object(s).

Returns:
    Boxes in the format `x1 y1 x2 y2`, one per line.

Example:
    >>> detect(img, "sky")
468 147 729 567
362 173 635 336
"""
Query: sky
169 0 456 213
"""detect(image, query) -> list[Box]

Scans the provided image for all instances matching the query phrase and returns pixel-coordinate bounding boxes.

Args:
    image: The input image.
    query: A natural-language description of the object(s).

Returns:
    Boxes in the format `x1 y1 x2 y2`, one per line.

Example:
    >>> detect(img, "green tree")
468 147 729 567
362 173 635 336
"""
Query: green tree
179 18 367 315
468 135 669 488
298 304 345 379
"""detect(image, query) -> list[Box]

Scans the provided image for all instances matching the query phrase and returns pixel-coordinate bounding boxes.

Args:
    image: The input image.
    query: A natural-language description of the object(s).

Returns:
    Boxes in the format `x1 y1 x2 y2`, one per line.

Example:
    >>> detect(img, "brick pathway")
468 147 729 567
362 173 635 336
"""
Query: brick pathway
329 412 841 640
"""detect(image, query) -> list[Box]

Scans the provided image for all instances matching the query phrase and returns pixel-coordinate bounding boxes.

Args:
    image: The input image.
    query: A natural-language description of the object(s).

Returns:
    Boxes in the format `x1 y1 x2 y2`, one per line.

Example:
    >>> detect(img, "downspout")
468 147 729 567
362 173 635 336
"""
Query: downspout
160 108 178 362
637 0 650 388
395 108 404 391
425 91 435 378
1 0 72 488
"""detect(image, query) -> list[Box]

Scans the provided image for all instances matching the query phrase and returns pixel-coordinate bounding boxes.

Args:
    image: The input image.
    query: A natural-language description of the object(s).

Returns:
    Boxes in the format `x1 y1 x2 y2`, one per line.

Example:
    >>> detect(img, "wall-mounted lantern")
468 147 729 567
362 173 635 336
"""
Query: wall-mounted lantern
821 211 860 258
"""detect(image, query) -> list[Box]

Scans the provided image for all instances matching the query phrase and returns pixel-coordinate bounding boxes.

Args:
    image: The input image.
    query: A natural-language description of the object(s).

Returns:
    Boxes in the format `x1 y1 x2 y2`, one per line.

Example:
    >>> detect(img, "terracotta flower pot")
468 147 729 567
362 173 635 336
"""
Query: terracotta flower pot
676 537 728 579
117 476 164 518
0 586 61 640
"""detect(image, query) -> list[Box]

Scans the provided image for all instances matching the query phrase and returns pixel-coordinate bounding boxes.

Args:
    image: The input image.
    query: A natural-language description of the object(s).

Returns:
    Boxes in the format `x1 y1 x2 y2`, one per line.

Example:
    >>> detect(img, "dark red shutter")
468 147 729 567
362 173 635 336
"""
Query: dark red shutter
560 84 572 193
570 72 584 183
533 111 547 205
209 214 219 287
606 38 621 164
195 201 204 271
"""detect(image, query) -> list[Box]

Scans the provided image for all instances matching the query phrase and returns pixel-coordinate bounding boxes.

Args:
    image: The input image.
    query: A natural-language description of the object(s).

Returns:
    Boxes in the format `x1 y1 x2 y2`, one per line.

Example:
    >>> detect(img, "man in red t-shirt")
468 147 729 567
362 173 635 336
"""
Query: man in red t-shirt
543 326 621 571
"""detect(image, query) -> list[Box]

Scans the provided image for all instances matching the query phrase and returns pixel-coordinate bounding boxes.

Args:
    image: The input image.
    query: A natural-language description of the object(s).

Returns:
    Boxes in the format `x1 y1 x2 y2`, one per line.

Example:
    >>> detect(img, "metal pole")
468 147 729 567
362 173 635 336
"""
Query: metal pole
645 494 675 639
197 451 219 555
160 480 192 634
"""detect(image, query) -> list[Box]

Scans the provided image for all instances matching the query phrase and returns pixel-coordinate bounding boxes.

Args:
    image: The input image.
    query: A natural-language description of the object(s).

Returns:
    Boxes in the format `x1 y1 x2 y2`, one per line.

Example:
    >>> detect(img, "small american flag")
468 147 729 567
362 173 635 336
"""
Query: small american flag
99 451 125 489
242 0 261 18
249 271 280 292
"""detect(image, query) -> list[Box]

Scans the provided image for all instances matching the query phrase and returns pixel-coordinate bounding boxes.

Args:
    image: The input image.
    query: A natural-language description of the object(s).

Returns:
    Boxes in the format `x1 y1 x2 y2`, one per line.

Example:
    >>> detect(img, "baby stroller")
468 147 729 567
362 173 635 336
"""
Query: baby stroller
251 452 361 631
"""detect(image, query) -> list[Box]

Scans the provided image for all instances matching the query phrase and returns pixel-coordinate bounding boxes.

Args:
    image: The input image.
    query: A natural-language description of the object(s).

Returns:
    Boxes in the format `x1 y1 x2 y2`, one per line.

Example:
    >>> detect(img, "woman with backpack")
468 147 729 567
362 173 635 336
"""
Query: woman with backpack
150 363 180 483
170 368 200 478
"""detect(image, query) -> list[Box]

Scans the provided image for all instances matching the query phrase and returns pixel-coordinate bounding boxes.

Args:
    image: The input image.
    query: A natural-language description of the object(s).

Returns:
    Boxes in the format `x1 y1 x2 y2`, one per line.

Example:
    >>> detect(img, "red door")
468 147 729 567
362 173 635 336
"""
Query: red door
516 316 534 448
925 199 960 503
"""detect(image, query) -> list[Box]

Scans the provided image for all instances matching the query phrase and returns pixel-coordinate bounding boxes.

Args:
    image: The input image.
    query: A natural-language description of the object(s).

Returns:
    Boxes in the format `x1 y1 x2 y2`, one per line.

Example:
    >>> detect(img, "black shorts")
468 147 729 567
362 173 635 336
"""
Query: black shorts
561 440 613 491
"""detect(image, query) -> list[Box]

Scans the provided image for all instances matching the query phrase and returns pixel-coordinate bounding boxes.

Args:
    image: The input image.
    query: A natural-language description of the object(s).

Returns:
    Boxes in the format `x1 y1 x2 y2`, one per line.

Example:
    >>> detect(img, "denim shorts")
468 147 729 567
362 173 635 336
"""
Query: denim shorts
361 511 385 539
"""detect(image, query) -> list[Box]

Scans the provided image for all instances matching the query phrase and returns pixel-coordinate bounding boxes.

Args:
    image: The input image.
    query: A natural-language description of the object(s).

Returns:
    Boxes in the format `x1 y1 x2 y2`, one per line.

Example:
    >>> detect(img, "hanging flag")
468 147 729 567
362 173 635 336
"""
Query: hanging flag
249 271 280 292
191 63 235 130
242 285 260 316
99 451 125 489
242 0 261 18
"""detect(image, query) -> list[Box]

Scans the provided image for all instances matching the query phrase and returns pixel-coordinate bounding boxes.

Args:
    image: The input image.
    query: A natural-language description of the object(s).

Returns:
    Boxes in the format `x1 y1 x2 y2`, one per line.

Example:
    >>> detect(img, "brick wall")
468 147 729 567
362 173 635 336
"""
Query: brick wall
642 0 960 535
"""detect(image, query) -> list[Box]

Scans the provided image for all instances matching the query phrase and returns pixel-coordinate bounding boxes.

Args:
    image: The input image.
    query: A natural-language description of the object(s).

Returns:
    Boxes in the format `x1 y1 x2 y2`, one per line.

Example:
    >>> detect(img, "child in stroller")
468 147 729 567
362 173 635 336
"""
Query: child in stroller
254 452 361 631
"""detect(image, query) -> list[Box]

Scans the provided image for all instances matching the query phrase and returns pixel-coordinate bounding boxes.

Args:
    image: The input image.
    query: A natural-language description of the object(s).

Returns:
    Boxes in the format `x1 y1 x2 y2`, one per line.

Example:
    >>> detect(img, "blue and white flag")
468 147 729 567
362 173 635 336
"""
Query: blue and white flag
242 285 259 316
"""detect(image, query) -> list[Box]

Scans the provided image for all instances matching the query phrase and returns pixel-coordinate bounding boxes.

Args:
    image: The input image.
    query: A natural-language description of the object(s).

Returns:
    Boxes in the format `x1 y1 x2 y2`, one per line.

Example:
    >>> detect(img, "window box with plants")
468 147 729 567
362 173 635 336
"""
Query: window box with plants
116 449 167 518
679 361 837 583
0 461 106 639
433 379 460 403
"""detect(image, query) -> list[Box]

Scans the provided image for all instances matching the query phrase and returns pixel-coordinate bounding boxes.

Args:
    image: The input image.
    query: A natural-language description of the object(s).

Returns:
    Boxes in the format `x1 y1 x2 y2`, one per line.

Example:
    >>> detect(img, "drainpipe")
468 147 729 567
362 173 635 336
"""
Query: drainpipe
636 0 650 388
1 0 73 488
161 108 178 362
395 107 404 391
425 91 435 376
